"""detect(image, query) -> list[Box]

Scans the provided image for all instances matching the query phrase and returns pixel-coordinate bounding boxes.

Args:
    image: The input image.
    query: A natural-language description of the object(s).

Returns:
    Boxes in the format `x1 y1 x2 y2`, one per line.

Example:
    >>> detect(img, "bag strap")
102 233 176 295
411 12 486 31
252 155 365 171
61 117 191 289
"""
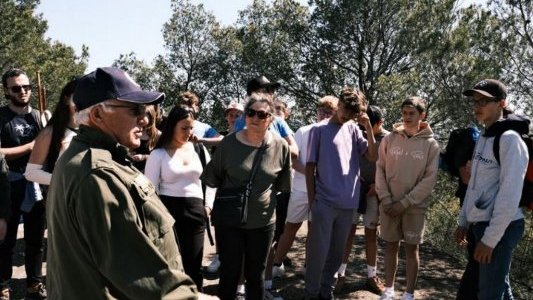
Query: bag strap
31 109 43 131
193 142 215 245
241 139 267 224
247 139 267 186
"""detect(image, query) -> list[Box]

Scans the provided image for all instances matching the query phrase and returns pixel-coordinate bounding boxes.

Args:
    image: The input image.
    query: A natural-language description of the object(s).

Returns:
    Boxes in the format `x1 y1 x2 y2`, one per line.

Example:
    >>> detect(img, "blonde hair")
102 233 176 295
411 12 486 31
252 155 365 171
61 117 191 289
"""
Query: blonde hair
317 95 339 111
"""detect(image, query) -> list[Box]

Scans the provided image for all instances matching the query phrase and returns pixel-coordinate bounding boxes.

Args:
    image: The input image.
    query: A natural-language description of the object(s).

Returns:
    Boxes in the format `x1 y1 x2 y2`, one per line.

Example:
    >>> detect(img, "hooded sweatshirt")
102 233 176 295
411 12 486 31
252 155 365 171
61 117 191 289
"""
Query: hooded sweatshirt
375 122 440 214
458 114 528 248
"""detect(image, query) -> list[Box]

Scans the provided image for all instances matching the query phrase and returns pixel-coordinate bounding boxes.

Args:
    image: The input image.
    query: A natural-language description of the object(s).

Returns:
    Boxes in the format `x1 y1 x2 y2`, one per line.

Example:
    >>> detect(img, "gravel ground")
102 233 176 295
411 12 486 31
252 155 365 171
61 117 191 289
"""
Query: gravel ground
9 222 465 299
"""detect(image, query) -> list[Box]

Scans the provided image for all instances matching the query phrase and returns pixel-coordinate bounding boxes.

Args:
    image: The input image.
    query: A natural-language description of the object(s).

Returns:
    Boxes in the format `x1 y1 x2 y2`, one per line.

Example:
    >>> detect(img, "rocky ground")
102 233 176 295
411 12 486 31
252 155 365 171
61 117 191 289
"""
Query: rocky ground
10 223 466 299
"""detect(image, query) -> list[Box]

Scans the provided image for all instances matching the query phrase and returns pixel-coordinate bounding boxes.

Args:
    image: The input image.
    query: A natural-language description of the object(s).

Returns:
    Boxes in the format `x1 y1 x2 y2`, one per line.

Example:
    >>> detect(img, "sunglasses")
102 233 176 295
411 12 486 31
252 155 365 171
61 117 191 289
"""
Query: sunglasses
102 103 147 117
246 108 272 120
471 97 499 107
8 85 32 93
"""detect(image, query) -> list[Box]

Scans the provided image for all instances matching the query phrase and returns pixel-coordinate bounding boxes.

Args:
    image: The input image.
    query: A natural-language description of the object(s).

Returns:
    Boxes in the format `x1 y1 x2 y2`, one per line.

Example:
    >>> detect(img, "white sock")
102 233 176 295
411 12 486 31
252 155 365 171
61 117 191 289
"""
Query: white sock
384 286 394 294
367 264 377 278
337 263 347 277
403 292 414 298
237 284 245 294
264 280 272 290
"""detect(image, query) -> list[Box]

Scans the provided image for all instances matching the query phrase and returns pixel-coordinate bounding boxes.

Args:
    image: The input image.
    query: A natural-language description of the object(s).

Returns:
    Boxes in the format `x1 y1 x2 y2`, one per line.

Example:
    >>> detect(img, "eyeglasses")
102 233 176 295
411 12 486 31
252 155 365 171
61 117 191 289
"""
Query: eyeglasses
8 85 32 93
245 108 271 120
471 97 499 107
102 103 147 117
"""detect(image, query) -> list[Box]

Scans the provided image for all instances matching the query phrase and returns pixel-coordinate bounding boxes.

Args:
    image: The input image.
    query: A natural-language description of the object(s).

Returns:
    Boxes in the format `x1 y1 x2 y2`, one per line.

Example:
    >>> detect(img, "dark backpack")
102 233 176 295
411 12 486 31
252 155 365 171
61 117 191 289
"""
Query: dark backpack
484 114 532 210
441 127 480 177
492 129 533 211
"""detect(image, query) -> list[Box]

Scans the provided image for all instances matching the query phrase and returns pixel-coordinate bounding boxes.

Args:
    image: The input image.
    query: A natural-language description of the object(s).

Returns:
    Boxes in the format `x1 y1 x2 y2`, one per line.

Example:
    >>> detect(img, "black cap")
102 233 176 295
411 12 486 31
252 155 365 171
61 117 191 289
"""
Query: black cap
73 67 165 111
463 79 507 100
246 76 281 95
366 105 384 126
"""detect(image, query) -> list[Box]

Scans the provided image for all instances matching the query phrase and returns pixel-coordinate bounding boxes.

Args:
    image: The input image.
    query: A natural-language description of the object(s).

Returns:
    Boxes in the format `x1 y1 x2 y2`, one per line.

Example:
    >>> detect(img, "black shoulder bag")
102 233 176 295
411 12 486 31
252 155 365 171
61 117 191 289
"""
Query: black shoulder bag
211 141 266 227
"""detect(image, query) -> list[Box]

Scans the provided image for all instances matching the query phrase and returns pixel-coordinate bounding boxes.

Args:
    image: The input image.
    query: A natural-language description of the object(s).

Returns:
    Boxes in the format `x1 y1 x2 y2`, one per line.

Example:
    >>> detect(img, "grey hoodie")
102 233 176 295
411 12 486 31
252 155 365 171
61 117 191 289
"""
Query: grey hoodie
375 122 440 214
458 116 528 248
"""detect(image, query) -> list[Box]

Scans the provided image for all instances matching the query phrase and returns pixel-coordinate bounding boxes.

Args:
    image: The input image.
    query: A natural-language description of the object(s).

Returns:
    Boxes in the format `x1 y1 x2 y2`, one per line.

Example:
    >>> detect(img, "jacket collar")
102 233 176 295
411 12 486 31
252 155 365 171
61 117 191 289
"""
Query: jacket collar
75 125 130 163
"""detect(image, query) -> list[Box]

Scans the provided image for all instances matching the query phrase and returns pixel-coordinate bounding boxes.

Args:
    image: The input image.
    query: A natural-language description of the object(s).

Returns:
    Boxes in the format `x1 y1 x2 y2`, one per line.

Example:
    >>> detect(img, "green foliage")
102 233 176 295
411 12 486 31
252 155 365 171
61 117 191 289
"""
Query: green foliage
0 0 87 111
488 0 532 114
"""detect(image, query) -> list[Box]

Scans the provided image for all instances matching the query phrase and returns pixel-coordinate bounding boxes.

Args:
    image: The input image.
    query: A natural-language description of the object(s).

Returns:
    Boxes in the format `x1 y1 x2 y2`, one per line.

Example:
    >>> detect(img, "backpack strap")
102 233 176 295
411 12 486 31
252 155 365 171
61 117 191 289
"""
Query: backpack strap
31 109 43 130
493 133 502 165
193 142 207 197
194 142 207 169
193 142 214 245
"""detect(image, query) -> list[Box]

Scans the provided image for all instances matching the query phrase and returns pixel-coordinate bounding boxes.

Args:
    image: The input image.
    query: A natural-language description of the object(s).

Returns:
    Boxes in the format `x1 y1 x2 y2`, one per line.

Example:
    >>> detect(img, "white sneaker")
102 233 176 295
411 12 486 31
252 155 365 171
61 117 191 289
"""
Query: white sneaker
235 291 246 300
401 292 414 300
272 264 285 278
380 290 395 300
205 254 220 273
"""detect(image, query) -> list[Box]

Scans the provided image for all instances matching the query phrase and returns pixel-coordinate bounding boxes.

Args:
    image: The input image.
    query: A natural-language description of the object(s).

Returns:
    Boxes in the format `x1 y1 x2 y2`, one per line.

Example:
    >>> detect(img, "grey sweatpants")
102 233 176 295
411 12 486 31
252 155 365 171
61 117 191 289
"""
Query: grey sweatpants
304 199 354 298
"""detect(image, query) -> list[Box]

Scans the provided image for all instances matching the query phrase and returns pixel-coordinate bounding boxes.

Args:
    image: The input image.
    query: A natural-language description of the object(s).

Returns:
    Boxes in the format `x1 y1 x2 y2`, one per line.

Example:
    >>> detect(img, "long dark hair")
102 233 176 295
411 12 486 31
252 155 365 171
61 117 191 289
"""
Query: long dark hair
155 105 194 149
45 78 79 172
145 105 160 151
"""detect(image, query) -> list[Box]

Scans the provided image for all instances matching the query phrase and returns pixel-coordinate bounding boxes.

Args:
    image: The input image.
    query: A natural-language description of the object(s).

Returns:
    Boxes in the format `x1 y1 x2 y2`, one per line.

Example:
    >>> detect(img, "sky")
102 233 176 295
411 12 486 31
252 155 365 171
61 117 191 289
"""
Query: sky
36 0 483 73
35 0 283 72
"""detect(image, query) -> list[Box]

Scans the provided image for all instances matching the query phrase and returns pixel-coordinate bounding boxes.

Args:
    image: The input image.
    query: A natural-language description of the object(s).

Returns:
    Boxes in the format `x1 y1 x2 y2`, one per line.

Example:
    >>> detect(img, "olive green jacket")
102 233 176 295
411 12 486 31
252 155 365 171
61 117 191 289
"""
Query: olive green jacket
46 125 197 300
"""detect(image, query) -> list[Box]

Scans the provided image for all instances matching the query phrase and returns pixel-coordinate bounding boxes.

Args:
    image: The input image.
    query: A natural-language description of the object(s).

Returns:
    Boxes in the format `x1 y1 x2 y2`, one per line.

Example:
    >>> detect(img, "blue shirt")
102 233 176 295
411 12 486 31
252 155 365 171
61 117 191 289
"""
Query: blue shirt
193 120 219 138
234 115 293 138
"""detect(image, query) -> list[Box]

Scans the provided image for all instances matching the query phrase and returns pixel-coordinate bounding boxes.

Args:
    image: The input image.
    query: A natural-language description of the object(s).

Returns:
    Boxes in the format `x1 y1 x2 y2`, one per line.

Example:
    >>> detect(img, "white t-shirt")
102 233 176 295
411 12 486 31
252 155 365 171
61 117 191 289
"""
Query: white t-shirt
292 124 315 192
145 146 207 199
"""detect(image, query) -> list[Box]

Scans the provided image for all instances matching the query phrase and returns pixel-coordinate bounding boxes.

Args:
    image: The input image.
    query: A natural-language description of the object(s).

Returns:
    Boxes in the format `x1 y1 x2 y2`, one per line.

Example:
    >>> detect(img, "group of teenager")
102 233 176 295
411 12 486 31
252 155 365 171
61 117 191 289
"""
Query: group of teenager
0 65 527 300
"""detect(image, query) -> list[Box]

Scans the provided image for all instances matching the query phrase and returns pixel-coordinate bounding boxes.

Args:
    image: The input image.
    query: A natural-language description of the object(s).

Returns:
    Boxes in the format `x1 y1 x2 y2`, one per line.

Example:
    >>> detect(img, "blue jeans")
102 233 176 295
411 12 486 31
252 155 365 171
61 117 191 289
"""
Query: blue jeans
472 218 524 300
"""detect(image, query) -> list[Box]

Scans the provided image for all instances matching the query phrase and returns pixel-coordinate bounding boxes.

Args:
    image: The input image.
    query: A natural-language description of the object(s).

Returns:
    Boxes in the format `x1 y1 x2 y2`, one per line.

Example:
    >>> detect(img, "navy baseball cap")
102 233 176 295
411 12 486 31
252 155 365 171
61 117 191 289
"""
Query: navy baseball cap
463 79 507 100
73 67 165 111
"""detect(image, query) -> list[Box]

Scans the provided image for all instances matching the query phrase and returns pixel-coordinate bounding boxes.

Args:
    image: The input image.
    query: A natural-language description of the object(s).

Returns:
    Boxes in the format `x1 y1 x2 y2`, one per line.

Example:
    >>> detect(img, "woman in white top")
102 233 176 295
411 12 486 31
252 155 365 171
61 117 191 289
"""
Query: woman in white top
144 105 214 291
25 78 79 186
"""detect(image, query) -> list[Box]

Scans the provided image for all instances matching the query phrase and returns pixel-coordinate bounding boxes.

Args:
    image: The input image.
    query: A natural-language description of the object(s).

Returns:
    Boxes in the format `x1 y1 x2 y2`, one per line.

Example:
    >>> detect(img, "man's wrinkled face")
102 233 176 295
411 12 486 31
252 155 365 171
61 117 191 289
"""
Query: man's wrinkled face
4 74 31 107
98 100 149 150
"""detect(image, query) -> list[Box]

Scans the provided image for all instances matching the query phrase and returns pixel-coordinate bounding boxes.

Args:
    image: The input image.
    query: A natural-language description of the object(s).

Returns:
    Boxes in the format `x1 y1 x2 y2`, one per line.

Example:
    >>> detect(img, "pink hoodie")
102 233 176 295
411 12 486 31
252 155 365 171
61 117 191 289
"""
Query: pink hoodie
375 122 440 214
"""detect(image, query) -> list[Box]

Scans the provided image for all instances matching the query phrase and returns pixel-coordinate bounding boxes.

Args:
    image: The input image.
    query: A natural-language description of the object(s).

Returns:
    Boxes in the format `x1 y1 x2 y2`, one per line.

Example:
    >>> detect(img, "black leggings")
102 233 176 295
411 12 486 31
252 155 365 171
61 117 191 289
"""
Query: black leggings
0 179 46 285
215 224 274 300
160 195 206 291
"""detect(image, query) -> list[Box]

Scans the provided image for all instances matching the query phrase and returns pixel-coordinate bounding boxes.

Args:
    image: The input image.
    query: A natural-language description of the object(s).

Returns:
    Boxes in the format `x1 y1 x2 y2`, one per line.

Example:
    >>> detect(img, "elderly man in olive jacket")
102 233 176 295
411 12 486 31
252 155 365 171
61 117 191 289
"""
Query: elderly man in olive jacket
46 68 217 300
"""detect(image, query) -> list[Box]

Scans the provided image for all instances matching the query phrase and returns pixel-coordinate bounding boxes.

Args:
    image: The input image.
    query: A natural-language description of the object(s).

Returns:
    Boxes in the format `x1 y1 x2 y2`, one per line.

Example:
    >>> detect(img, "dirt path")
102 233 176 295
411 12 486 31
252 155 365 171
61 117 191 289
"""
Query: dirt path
10 223 465 299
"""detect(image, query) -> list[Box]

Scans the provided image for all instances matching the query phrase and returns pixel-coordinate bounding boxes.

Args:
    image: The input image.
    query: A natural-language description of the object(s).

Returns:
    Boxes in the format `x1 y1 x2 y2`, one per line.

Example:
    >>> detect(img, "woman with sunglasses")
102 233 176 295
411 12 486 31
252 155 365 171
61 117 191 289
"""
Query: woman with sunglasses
144 105 214 291
24 78 79 187
201 93 292 300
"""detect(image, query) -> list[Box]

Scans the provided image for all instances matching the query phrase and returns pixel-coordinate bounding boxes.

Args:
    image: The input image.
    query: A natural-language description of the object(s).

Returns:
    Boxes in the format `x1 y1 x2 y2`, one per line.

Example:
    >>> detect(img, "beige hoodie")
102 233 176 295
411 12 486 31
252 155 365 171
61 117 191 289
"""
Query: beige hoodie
375 122 440 214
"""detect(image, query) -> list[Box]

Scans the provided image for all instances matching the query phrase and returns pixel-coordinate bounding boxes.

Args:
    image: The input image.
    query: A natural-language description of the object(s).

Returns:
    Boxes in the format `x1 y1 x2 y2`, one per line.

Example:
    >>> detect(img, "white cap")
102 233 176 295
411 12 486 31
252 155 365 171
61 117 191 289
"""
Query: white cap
225 101 244 112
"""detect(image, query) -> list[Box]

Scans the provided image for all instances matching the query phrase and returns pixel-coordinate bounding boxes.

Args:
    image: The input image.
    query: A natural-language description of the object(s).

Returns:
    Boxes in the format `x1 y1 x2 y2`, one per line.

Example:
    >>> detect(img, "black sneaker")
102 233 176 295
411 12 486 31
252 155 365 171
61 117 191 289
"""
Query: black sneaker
26 282 47 300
